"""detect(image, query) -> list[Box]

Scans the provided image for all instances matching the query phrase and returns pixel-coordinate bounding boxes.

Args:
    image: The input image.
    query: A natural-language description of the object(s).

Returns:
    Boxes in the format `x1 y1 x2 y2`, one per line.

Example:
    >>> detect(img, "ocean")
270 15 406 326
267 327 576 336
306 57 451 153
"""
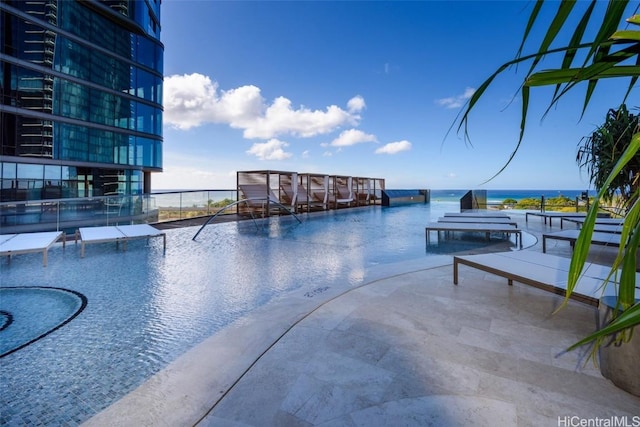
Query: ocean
429 189 592 204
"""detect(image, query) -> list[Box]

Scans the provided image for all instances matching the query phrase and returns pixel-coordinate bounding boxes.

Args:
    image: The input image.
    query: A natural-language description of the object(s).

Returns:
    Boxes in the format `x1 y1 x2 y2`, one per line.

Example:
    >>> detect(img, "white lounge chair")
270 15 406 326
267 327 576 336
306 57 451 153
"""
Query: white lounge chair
453 251 639 306
560 217 625 228
238 184 283 216
444 212 511 218
328 177 354 208
76 224 165 257
0 231 65 267
525 211 610 228
117 224 166 253
426 222 522 247
292 183 312 212
542 229 621 253
437 217 519 227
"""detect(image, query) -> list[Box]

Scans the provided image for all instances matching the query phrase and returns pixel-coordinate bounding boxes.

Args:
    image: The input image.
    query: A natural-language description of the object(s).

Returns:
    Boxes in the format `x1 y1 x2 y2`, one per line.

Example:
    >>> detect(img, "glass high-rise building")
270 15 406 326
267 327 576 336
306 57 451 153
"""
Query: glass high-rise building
0 0 162 208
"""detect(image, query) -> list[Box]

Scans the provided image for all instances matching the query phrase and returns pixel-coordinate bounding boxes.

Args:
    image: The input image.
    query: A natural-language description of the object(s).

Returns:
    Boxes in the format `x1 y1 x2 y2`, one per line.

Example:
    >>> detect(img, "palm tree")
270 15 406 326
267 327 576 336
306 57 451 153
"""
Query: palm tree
577 104 640 207
458 0 640 352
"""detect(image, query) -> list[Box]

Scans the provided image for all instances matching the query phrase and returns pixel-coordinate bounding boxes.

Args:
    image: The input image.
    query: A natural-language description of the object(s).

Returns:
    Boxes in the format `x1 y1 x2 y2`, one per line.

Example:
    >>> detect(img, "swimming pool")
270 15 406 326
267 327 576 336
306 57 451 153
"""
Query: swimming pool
0 202 523 425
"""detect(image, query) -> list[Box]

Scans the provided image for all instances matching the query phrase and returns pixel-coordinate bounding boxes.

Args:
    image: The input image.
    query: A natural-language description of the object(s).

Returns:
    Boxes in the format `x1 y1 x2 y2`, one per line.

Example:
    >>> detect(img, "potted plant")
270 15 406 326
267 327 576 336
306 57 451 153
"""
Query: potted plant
455 1 640 395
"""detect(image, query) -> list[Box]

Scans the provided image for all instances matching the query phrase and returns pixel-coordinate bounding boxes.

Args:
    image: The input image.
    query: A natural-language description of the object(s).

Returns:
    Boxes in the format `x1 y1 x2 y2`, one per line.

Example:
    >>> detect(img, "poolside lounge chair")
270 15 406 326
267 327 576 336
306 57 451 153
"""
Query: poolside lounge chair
238 184 284 216
0 234 17 245
560 217 625 228
436 217 519 227
328 177 354 208
453 251 639 306
355 178 372 206
292 183 313 212
239 184 280 203
0 231 65 267
542 229 621 253
425 222 522 248
525 211 610 228
444 212 511 218
76 224 165 257
117 224 166 252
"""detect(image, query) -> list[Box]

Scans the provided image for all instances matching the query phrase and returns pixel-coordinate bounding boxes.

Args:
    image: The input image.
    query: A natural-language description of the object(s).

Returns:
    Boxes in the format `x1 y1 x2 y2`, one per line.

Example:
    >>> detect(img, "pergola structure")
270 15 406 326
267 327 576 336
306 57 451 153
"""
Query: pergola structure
236 170 385 217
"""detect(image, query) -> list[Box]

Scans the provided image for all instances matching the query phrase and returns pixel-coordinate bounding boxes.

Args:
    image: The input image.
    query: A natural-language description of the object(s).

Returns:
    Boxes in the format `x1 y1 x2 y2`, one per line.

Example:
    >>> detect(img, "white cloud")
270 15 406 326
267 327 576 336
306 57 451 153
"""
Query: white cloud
301 150 310 159
330 129 378 147
347 95 366 113
435 87 476 109
164 73 363 139
375 140 412 154
246 138 292 160
245 97 358 139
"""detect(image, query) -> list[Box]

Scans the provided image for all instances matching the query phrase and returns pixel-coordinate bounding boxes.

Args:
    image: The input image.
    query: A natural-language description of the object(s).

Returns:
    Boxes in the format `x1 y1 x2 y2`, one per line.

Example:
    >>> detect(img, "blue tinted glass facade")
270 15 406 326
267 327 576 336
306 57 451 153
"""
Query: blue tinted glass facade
0 0 163 202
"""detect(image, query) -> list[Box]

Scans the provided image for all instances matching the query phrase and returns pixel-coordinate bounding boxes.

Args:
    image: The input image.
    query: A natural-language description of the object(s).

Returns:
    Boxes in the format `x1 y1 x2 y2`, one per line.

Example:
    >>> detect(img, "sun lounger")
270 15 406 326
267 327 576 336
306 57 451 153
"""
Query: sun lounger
591 224 624 234
329 181 354 208
560 217 625 228
444 210 511 217
239 184 280 203
542 229 621 253
436 217 518 227
0 231 65 267
444 212 511 218
453 251 639 306
77 224 165 257
0 234 17 245
117 224 166 253
425 222 522 248
77 226 125 257
525 211 610 228
238 184 286 216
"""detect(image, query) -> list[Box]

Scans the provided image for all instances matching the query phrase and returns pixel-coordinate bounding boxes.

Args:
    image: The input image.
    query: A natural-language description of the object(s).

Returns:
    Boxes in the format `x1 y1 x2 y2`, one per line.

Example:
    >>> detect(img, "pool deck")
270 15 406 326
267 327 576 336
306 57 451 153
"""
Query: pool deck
85 213 639 426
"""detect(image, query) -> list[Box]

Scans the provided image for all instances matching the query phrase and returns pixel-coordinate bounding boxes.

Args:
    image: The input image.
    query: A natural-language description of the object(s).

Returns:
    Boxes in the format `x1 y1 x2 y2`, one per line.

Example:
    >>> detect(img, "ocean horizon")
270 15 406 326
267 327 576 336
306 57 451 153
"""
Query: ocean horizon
429 189 592 204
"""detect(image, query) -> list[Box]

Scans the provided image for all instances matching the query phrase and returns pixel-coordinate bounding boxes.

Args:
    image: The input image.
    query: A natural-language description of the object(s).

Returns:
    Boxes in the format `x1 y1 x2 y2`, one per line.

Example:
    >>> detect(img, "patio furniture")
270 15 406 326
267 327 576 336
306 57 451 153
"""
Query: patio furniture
425 222 522 248
0 231 65 267
328 176 354 208
117 224 166 253
541 229 621 253
76 224 165 257
238 184 284 217
436 216 519 227
453 251 638 306
525 211 610 228
443 212 511 218
560 217 625 228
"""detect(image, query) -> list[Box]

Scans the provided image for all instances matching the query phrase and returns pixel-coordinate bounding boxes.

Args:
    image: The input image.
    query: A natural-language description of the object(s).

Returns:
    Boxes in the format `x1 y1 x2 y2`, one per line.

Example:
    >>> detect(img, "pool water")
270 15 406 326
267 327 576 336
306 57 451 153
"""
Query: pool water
0 202 521 425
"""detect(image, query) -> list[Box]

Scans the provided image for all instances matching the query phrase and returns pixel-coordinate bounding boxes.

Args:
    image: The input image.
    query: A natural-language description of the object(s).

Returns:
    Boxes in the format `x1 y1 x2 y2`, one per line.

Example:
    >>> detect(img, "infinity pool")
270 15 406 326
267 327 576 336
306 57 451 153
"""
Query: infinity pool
0 202 522 425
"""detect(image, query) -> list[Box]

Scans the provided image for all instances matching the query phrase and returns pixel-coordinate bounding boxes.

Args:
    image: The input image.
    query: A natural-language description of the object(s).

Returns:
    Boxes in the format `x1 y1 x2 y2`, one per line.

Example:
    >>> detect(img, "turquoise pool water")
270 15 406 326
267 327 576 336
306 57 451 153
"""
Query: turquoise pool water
0 202 521 425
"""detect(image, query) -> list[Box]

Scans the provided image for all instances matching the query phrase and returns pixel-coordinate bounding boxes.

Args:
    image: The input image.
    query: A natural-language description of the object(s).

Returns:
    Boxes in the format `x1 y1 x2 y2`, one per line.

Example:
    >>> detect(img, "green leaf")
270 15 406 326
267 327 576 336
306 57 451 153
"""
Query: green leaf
554 1 598 101
610 30 640 41
583 0 630 66
527 1 577 77
517 0 544 59
526 65 640 87
627 14 640 25
568 302 640 350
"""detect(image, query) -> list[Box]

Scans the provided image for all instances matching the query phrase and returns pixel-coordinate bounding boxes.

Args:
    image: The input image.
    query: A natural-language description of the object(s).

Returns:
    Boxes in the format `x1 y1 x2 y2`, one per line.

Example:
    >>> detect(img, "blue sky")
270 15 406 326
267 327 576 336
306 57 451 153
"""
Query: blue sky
158 1 638 191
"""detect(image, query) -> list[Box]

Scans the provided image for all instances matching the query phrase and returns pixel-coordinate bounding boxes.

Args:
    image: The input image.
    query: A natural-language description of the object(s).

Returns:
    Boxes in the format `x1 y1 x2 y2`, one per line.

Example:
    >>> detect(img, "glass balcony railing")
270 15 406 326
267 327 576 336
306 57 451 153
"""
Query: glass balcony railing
0 189 239 234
